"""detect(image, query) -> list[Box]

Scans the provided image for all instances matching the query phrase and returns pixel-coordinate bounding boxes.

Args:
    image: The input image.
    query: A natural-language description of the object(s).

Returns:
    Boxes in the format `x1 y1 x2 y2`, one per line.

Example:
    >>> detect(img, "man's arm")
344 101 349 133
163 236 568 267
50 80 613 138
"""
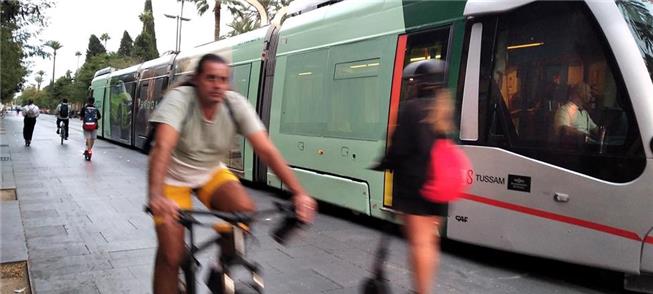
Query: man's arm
148 123 180 221
246 130 316 222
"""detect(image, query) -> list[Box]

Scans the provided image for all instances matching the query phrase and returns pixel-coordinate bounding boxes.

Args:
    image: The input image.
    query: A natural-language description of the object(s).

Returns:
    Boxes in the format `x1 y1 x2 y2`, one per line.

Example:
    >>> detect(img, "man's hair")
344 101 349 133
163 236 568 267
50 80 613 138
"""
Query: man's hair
87 96 95 104
570 82 591 99
195 54 228 76
176 53 229 88
62 98 68 103
27 100 33 105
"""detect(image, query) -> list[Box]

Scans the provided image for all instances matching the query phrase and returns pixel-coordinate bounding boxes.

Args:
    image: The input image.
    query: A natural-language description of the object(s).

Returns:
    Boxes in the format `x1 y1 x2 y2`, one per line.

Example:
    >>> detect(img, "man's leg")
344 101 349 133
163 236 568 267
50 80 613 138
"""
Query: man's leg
153 219 185 294
56 118 61 134
198 169 255 213
209 181 256 212
63 119 69 139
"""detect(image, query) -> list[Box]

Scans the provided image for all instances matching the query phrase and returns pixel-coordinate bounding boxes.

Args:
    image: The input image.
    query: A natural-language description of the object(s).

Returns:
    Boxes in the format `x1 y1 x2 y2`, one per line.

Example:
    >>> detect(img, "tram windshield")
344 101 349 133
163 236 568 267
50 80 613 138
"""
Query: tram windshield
617 0 653 83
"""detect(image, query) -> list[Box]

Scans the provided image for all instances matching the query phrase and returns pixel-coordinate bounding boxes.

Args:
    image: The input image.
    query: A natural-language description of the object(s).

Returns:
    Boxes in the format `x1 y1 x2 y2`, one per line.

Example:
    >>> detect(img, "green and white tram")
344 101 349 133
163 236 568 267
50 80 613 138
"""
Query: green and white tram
91 0 653 290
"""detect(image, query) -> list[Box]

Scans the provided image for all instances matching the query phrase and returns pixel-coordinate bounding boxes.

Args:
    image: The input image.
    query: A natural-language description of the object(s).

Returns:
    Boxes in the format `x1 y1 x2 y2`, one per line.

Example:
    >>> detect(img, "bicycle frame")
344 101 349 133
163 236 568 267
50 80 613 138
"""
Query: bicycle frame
164 203 300 294
179 212 262 294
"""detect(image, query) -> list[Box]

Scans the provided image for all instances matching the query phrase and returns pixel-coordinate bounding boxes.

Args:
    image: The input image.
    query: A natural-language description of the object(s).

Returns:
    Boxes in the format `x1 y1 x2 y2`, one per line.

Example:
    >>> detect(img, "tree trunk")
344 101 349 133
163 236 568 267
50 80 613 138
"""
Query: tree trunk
214 0 221 41
52 52 57 85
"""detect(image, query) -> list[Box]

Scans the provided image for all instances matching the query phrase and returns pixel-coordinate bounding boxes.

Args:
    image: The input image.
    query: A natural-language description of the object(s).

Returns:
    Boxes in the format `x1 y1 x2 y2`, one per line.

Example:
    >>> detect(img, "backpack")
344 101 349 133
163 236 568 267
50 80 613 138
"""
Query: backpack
60 103 69 118
25 105 39 118
420 139 472 203
83 106 98 131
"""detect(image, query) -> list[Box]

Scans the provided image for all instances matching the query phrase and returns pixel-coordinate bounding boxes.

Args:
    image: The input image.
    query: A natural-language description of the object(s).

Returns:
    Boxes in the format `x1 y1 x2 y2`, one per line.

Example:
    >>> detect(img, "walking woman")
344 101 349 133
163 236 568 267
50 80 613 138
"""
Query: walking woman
374 59 454 294
22 100 40 146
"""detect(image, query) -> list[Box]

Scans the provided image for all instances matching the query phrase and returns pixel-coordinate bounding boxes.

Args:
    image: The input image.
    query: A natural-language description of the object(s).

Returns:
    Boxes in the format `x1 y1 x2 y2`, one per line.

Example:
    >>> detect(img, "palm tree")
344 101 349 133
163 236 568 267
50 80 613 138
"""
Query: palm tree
223 0 291 36
45 40 63 84
226 15 259 36
75 51 82 71
191 0 243 41
35 70 45 91
100 33 111 50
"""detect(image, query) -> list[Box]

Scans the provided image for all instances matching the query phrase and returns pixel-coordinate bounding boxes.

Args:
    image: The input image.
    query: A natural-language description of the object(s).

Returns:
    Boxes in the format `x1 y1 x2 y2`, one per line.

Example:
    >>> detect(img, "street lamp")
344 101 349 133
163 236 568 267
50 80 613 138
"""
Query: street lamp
165 0 191 51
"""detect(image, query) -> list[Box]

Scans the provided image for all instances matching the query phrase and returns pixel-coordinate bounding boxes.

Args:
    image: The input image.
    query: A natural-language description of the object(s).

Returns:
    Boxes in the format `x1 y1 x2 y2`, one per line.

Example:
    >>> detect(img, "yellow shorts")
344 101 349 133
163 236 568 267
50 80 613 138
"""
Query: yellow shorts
153 168 239 225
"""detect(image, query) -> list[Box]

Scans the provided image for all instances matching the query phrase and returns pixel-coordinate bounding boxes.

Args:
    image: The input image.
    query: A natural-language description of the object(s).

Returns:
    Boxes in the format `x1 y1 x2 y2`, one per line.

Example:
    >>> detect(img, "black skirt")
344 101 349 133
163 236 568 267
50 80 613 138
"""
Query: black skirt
392 193 449 217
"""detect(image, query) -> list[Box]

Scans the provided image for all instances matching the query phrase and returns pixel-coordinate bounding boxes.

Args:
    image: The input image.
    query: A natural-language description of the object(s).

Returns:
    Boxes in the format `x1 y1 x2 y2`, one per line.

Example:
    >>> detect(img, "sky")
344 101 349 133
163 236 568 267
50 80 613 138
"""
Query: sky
26 0 234 87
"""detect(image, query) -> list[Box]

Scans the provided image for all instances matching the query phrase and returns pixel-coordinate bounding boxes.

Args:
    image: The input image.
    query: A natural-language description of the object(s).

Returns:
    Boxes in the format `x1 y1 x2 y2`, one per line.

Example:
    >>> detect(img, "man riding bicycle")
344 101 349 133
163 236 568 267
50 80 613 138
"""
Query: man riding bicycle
55 98 70 140
147 53 317 294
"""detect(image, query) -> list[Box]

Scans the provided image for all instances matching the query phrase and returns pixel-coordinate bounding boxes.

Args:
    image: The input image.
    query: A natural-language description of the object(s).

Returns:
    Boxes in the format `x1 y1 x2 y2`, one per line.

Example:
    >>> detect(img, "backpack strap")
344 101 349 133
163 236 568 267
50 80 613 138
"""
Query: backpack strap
143 87 241 154
223 94 240 133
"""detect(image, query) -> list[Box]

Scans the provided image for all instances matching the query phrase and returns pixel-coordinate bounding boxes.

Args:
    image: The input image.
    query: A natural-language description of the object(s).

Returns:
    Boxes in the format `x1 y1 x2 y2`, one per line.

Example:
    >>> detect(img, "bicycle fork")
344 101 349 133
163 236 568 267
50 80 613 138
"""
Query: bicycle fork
207 224 263 294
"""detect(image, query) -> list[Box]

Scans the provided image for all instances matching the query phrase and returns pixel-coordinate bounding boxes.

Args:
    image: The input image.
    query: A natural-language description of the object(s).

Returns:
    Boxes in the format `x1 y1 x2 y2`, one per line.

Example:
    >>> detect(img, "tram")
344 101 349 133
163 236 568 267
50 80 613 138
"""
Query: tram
91 0 653 290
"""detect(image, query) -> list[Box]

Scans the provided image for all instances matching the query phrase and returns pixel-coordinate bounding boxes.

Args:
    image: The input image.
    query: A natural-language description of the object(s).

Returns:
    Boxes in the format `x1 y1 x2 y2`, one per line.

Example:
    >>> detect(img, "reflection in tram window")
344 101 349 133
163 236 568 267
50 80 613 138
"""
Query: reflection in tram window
109 79 134 141
484 2 645 182
227 64 252 171
617 0 653 82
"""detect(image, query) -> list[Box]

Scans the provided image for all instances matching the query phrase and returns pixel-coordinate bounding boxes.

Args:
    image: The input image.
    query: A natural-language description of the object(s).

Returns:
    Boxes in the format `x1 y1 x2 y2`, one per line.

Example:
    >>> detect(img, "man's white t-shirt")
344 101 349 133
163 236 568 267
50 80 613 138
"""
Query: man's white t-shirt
149 86 265 187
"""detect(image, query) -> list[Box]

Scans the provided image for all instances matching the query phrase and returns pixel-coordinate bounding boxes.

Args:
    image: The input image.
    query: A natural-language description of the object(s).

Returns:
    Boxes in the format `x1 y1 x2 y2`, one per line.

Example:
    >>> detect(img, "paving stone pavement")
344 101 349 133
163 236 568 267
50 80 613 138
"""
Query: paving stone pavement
0 113 626 294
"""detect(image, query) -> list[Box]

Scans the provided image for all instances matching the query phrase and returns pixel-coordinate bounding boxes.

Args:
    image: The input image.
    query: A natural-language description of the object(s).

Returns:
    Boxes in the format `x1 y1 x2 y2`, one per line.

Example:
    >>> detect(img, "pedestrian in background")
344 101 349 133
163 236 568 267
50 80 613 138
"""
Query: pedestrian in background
80 97 101 160
22 99 40 146
374 60 453 294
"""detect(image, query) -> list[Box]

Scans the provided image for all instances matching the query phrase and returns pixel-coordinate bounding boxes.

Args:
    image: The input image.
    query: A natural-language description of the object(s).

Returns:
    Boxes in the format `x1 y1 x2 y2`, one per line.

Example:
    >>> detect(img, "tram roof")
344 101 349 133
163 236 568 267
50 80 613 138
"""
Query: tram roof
173 26 269 75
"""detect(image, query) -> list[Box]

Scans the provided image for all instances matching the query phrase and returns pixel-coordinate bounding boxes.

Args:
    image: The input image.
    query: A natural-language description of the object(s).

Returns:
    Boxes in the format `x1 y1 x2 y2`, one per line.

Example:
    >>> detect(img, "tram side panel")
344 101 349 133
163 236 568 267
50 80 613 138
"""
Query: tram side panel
450 1 652 274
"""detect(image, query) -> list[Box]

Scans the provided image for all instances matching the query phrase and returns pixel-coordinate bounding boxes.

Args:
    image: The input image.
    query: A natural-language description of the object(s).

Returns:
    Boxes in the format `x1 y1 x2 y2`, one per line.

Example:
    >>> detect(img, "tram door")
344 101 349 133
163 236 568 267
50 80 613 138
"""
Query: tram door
452 2 646 272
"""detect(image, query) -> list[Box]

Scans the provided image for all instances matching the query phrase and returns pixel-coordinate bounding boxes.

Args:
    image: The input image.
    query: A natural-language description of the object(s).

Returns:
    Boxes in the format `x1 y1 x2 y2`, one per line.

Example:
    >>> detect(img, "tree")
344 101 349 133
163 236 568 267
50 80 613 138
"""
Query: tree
225 15 259 37
17 86 48 108
35 70 46 90
100 33 111 50
133 32 158 61
75 51 82 70
0 0 53 103
134 0 159 60
191 0 236 41
34 76 44 91
45 40 63 84
223 0 293 37
86 34 106 61
117 31 134 57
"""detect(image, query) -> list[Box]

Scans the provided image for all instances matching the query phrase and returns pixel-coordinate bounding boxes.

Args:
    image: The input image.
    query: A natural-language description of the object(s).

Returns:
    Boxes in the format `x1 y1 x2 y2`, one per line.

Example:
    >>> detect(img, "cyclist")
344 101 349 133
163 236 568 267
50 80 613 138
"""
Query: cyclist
55 98 70 140
80 97 101 159
147 53 317 294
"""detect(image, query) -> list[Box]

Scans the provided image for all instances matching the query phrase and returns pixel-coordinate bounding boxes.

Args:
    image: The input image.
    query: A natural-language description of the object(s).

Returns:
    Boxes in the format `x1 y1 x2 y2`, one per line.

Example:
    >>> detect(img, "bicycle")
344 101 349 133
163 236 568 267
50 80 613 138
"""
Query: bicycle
146 201 304 294
59 123 67 145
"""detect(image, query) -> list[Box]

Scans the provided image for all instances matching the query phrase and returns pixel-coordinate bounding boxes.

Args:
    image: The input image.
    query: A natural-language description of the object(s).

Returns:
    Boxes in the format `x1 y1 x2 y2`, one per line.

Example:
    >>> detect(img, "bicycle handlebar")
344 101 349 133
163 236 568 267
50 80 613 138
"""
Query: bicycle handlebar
144 201 304 244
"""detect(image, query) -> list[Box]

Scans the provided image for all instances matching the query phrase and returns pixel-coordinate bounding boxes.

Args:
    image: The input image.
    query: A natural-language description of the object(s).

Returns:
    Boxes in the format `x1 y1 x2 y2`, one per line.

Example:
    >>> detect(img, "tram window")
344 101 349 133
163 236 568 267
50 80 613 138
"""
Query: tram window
281 50 328 137
400 28 450 102
328 57 384 140
153 78 168 102
231 64 251 97
483 2 645 182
